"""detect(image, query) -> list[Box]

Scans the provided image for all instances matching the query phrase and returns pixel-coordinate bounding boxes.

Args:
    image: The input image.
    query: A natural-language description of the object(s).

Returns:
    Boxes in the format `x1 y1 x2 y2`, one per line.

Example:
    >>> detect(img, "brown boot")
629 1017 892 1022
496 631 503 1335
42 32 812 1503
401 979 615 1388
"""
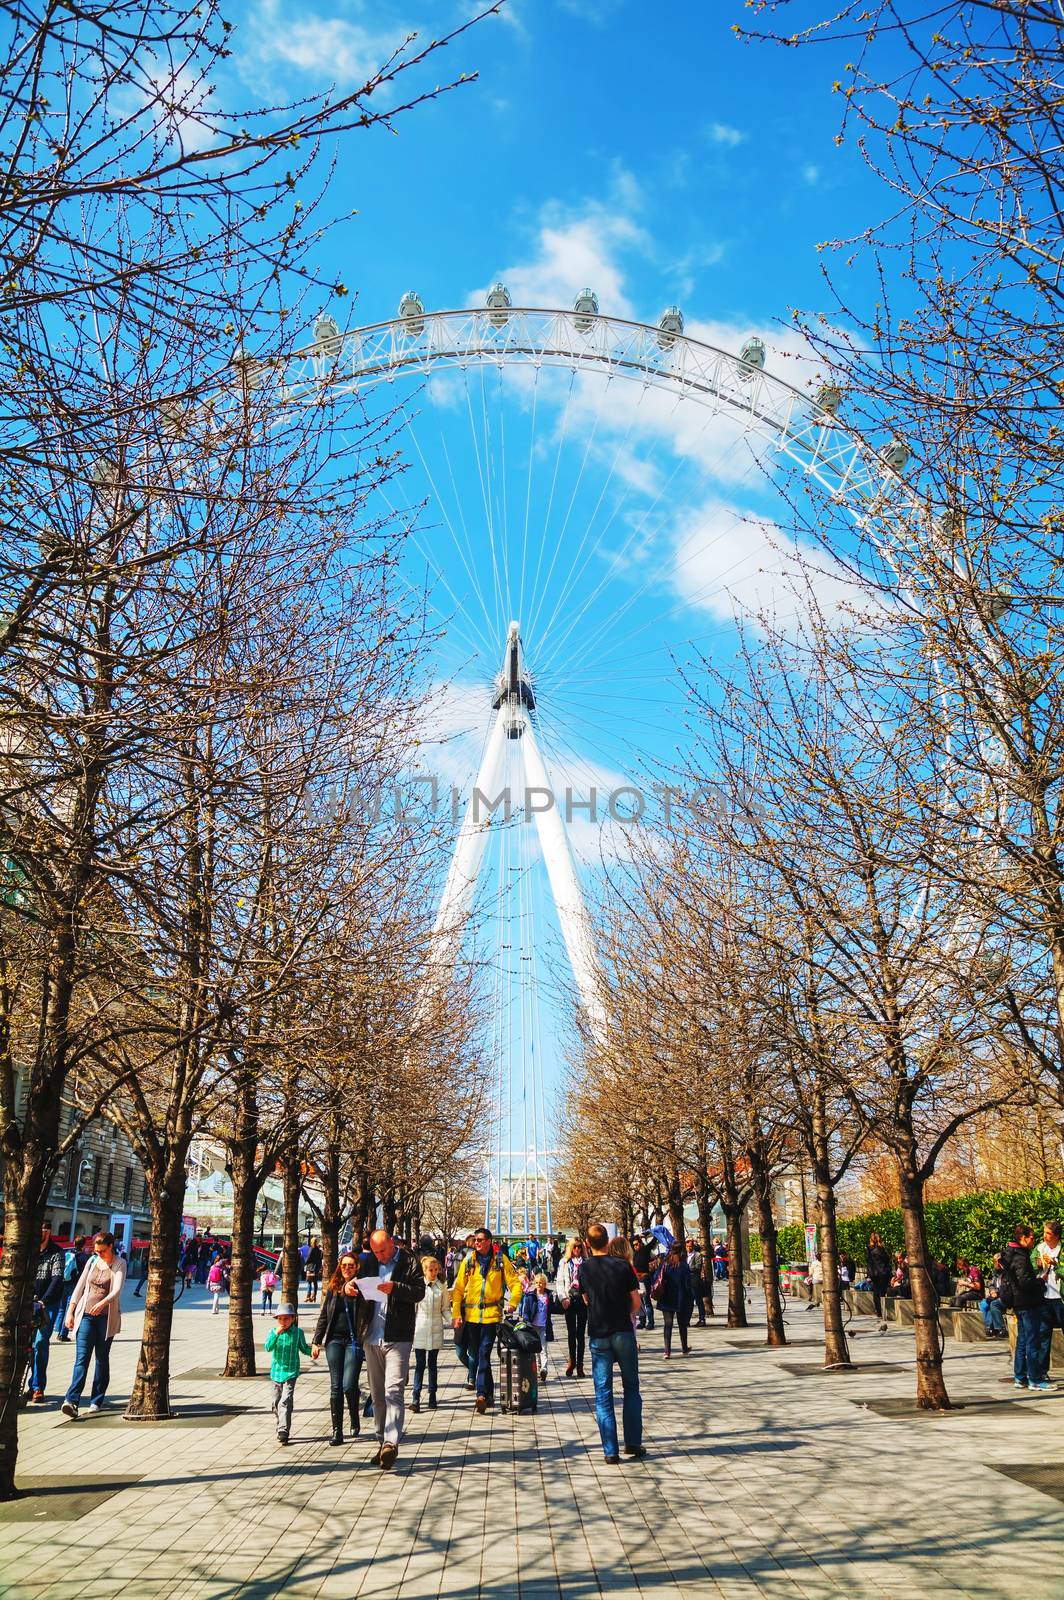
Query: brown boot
565 1360 575 1377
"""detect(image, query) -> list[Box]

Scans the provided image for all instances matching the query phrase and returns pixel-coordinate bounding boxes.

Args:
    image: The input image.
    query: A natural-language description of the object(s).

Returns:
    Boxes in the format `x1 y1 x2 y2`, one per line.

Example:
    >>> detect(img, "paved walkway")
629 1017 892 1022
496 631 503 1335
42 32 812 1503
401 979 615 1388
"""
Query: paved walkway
3 1284 1064 1599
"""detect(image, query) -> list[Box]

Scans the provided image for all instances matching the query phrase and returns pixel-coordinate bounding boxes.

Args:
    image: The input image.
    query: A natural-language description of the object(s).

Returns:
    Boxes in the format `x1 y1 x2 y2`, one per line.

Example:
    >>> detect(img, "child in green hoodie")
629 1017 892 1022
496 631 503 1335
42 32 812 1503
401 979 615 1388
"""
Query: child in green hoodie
265 1302 312 1444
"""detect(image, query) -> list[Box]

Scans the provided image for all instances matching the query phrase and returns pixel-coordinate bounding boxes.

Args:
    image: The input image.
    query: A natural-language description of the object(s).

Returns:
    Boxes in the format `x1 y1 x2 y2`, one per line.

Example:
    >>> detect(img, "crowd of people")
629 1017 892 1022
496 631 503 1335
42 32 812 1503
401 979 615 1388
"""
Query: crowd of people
253 1222 729 1467
25 1210 1061 1459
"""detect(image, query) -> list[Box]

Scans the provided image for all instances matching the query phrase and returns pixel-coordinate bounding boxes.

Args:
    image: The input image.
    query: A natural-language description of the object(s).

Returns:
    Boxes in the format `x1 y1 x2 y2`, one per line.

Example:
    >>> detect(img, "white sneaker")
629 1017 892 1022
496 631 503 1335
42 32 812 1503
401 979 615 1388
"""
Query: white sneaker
61 1401 78 1420
87 1403 102 1415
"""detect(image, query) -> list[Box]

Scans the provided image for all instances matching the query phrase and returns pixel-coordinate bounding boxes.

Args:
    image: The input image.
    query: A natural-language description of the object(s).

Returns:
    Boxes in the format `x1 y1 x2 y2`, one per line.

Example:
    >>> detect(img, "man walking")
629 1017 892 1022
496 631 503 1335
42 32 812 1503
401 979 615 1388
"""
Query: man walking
581 1222 645 1465
632 1235 654 1330
686 1238 707 1326
27 1220 65 1404
1037 1219 1062 1379
1002 1222 1049 1390
451 1226 522 1413
348 1229 425 1470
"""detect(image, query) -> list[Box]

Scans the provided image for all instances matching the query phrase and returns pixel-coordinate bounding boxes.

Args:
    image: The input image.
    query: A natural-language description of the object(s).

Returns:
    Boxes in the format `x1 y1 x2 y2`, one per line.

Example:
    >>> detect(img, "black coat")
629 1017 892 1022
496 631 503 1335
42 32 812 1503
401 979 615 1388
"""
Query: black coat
1001 1242 1045 1310
312 1289 361 1348
865 1245 891 1283
352 1247 425 1344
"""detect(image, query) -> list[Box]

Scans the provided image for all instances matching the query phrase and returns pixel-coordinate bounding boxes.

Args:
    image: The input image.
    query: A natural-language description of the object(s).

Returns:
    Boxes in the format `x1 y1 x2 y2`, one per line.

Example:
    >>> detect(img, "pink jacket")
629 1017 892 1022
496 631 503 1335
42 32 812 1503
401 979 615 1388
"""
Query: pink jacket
68 1254 126 1340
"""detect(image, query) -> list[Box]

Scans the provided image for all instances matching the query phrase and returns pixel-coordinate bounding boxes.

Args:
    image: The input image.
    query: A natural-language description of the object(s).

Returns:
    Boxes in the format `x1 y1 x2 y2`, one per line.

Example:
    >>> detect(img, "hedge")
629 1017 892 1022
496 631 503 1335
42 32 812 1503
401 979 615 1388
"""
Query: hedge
750 1182 1064 1274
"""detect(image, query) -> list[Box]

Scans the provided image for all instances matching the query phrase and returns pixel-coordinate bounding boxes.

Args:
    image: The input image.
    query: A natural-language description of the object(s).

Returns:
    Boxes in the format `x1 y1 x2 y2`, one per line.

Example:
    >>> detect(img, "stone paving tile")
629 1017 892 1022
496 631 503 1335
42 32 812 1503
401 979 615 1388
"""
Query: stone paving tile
6 1288 1064 1598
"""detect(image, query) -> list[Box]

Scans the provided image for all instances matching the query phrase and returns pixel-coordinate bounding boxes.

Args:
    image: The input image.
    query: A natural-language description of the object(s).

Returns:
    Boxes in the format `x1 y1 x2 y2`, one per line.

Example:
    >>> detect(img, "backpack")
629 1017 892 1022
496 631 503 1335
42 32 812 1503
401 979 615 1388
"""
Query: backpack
650 1262 667 1301
996 1266 1014 1311
262 1270 278 1290
63 1249 78 1283
497 1317 543 1355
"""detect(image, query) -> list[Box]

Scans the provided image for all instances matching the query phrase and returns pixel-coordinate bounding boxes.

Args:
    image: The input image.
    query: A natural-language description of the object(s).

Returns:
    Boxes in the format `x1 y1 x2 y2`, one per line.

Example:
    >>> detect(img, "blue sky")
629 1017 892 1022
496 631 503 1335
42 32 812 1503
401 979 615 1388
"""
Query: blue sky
219 0 891 1199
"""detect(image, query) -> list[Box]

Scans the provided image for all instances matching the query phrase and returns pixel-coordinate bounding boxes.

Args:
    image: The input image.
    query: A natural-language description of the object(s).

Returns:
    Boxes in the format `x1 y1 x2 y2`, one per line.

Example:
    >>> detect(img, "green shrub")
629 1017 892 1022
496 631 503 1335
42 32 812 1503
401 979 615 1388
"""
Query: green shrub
750 1182 1064 1273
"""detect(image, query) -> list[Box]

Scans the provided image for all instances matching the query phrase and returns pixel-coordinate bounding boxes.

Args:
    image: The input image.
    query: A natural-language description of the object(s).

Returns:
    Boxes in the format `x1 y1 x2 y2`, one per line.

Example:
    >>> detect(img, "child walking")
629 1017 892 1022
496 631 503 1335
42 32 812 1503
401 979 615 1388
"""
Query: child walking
207 1256 225 1315
521 1272 554 1382
412 1256 447 1413
260 1263 278 1315
265 1303 311 1446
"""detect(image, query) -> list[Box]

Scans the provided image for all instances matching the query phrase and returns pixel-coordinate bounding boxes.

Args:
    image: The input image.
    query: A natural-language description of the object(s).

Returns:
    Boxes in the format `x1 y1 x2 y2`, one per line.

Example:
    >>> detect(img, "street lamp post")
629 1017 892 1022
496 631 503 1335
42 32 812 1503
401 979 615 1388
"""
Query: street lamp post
68 1153 92 1240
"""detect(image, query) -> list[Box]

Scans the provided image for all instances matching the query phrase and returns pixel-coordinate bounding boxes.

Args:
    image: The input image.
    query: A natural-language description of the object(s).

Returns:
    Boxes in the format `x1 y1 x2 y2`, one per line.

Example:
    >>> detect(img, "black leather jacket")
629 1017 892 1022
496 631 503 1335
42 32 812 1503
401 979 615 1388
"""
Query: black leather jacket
352 1247 425 1344
312 1289 360 1348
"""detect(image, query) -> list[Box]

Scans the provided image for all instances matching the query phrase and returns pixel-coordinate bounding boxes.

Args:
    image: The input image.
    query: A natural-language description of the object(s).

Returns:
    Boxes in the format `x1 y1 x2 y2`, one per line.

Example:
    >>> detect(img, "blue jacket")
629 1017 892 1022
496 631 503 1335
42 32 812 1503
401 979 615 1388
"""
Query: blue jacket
657 1260 694 1314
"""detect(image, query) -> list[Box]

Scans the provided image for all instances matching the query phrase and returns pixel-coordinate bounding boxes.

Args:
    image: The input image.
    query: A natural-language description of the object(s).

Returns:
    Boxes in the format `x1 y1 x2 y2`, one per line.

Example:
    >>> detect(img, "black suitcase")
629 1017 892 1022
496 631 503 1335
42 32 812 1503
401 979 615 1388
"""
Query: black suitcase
498 1344 538 1414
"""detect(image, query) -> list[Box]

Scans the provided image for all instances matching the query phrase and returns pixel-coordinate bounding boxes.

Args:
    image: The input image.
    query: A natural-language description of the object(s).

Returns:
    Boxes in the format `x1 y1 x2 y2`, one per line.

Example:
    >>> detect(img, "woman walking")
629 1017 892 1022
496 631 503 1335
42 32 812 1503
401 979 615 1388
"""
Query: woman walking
305 1238 323 1304
556 1238 587 1378
412 1256 447 1412
657 1243 694 1358
60 1232 126 1419
310 1249 364 1445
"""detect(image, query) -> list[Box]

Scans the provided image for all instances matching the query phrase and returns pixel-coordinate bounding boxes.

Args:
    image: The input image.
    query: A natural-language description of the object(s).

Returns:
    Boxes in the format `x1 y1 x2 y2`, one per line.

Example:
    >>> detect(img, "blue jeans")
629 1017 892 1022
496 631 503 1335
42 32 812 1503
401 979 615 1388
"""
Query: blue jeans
53 1286 74 1339
980 1296 1005 1335
1038 1297 1064 1377
65 1315 114 1407
325 1338 363 1404
1014 1307 1044 1383
29 1318 54 1392
466 1323 497 1401
589 1330 642 1459
413 1348 439 1401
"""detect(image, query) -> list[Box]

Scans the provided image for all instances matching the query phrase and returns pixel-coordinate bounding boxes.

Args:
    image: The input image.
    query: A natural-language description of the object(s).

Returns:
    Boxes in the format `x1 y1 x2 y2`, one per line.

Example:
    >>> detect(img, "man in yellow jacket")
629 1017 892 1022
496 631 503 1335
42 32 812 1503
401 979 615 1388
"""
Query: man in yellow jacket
451 1226 522 1412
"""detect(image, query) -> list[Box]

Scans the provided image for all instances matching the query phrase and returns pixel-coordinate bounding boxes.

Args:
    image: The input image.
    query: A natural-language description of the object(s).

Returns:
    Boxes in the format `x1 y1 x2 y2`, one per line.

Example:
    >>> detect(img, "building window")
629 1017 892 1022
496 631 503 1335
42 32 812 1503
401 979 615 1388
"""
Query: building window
91 1156 101 1198
66 1157 79 1201
123 1167 133 1205
104 1162 114 1204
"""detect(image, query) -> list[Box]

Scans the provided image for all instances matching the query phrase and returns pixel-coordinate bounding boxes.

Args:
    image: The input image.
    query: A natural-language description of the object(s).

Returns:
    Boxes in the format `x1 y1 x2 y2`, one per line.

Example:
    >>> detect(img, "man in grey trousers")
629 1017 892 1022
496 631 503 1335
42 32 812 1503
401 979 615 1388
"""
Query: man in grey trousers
348 1230 425 1470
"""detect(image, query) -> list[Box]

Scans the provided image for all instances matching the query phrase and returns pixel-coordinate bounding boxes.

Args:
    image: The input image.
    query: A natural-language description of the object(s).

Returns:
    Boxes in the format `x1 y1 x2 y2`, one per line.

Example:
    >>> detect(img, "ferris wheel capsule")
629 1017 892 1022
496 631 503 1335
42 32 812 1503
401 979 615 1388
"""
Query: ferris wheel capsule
738 336 766 374
313 312 342 358
398 291 425 337
657 305 684 351
813 381 841 416
486 282 512 329
232 344 267 388
882 435 910 474
572 288 599 334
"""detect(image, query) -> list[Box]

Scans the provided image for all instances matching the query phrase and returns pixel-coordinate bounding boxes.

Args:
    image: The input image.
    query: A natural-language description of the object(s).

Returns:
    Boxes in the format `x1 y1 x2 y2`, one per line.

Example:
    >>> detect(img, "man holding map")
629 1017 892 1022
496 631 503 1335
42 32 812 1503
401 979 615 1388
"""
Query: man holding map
345 1229 425 1469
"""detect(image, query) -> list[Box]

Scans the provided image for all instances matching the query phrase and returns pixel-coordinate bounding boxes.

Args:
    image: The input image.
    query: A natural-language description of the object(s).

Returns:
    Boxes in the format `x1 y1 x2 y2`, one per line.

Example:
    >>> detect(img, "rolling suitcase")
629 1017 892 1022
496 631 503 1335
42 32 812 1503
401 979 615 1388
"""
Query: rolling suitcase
498 1342 538 1414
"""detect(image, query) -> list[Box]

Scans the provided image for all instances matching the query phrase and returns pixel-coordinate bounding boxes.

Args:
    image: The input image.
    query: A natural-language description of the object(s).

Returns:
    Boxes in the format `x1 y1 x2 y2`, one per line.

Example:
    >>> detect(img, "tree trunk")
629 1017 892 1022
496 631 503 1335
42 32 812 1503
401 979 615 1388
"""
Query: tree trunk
223 1139 259 1377
0 1182 46 1499
125 1180 184 1418
695 1179 716 1317
897 1162 950 1410
723 1206 747 1328
281 1157 302 1309
320 1162 342 1284
751 1169 786 1346
810 1107 851 1367
353 1164 373 1247
667 1168 686 1243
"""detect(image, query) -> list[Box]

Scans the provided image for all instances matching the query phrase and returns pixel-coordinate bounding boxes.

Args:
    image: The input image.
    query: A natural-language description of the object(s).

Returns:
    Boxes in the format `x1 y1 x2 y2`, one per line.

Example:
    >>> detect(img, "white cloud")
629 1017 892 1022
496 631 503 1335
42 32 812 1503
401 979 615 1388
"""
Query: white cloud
242 1 414 86
671 497 866 631
705 122 746 148
471 176 650 318
802 163 821 185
